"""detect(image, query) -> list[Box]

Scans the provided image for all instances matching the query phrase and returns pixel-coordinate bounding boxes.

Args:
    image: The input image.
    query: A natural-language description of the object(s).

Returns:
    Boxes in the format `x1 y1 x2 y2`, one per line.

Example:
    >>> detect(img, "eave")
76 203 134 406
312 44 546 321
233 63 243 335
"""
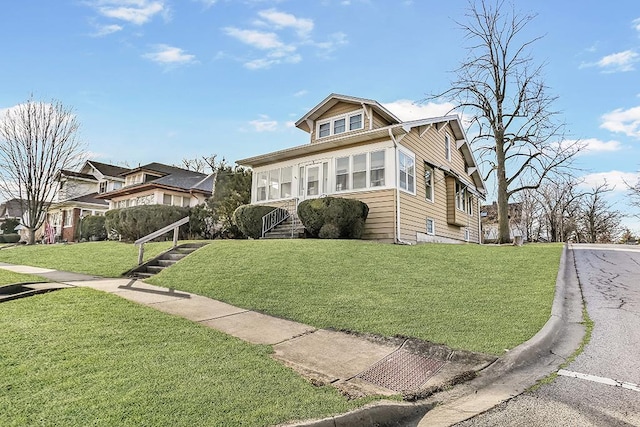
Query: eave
95 182 212 199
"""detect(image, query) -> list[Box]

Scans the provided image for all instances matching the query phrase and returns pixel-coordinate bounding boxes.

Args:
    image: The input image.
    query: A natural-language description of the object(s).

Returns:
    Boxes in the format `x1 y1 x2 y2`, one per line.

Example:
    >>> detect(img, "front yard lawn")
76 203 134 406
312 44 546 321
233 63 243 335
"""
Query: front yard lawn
0 288 368 427
0 241 177 277
148 240 563 355
0 269 48 286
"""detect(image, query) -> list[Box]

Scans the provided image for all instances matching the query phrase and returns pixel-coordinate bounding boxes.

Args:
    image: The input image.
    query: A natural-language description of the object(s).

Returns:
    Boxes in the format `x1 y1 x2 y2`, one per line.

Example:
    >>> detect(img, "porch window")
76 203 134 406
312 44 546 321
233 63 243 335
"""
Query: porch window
307 166 319 196
163 194 172 205
352 154 367 189
399 150 415 193
336 157 349 191
370 151 385 187
322 162 328 194
268 169 280 200
281 167 292 198
257 171 268 201
425 165 434 202
182 196 190 207
298 167 304 197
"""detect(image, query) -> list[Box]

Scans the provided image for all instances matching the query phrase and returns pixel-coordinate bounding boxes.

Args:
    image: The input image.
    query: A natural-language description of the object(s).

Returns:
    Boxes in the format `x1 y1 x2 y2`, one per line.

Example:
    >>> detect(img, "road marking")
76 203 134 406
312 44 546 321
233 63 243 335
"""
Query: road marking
558 369 640 392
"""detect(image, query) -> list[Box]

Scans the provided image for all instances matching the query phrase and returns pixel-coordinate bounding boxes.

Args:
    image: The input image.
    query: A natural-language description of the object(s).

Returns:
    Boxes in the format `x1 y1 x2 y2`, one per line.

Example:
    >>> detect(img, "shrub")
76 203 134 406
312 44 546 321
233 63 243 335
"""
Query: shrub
1 218 20 235
297 197 369 239
0 233 20 243
232 204 277 239
80 215 107 241
105 205 190 242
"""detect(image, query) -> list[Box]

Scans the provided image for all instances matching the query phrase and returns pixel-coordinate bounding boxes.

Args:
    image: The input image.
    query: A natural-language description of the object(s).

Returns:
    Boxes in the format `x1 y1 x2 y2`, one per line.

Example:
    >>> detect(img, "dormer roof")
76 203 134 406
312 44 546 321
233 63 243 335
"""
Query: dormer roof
294 93 401 133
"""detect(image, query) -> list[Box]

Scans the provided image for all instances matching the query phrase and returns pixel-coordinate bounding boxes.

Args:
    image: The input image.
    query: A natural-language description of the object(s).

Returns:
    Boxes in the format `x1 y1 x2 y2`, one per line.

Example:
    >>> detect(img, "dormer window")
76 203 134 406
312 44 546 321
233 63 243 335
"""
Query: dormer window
316 110 364 139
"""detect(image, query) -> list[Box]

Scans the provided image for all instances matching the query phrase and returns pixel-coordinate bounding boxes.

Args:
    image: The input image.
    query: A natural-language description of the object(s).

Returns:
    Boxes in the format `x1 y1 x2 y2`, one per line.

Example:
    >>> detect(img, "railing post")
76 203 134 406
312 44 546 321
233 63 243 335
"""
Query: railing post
173 227 178 247
138 243 144 265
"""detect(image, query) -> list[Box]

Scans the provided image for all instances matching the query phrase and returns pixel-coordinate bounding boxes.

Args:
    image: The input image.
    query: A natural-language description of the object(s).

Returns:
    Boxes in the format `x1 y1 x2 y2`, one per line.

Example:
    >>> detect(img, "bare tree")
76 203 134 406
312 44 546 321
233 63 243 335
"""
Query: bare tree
577 182 621 243
434 0 582 243
0 96 85 244
534 177 583 242
180 154 218 173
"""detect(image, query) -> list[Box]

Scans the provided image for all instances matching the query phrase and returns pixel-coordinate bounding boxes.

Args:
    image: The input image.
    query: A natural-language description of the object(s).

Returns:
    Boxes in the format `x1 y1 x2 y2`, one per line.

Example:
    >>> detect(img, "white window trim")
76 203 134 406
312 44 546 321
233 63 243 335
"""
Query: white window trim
445 133 451 162
398 149 416 195
316 110 365 140
63 210 73 228
426 218 435 235
464 228 470 242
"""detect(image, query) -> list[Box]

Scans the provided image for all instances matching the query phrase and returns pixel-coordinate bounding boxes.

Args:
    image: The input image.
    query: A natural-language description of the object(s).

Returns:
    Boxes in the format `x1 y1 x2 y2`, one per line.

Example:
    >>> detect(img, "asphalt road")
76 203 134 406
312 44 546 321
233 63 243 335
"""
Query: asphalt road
456 244 640 426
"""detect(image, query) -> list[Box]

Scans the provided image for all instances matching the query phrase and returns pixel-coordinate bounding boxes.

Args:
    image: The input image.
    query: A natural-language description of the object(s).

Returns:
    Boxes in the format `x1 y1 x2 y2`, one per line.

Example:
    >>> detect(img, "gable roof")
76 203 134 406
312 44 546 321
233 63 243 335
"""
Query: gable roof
0 199 27 218
50 192 109 209
295 93 401 133
85 160 130 178
58 170 98 181
96 162 214 199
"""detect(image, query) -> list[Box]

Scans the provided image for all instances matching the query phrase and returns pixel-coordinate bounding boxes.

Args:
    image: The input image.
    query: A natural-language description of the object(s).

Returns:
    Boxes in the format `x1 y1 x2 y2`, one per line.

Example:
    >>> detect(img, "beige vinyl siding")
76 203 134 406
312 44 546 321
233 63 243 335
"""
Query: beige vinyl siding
397 124 481 243
371 111 392 129
332 189 395 242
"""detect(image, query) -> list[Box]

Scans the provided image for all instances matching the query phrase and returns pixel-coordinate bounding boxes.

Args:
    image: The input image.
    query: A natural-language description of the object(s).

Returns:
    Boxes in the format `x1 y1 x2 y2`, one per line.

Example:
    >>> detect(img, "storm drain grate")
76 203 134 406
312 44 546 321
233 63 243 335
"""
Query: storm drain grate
355 349 445 392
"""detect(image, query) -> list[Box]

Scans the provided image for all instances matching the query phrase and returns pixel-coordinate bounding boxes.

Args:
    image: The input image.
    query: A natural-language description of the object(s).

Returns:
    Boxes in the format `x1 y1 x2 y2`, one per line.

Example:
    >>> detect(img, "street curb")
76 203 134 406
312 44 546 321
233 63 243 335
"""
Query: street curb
286 244 585 427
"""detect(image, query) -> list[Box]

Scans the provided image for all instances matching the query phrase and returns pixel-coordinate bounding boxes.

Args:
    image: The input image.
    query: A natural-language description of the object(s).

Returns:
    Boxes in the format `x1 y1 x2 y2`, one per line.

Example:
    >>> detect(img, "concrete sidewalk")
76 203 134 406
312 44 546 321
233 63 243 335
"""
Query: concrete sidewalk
0 244 583 427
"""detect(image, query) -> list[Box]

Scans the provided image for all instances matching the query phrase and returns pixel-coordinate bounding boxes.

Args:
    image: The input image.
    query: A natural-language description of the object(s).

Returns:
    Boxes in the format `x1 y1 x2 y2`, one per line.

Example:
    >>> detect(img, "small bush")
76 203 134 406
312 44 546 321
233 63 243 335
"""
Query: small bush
232 204 277 239
0 233 20 243
1 218 20 235
297 197 369 239
80 215 107 241
105 205 190 242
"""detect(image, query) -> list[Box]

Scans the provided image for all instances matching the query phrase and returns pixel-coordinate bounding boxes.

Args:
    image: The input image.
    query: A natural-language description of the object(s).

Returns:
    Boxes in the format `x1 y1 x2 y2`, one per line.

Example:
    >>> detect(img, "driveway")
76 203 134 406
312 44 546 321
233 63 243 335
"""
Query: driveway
456 244 640 426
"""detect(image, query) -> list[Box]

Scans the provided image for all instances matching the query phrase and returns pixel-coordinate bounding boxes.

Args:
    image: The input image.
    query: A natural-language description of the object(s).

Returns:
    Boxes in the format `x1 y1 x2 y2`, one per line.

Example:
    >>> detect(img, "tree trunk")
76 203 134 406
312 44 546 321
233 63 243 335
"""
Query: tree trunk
27 228 36 245
496 138 511 244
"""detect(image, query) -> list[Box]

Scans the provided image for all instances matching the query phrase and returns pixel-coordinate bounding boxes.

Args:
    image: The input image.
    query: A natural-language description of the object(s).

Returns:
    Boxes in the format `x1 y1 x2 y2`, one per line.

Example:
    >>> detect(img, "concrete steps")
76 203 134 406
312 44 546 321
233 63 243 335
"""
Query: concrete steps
127 242 209 279
262 216 305 239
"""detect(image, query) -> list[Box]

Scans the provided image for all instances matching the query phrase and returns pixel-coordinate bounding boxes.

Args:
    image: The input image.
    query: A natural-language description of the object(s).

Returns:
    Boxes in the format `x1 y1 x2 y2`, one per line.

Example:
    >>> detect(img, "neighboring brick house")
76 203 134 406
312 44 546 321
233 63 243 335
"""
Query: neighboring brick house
237 94 487 243
480 201 526 243
95 163 215 209
46 160 130 242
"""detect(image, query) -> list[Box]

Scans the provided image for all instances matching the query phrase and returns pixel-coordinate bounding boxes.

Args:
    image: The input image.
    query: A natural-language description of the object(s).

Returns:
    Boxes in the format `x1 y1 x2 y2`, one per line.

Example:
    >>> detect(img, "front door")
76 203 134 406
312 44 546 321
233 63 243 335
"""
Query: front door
299 162 327 201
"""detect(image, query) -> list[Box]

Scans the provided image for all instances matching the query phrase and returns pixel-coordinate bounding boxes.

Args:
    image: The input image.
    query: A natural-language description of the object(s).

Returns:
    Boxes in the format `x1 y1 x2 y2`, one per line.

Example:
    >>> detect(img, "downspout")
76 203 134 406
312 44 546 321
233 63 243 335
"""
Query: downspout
477 197 482 244
389 128 411 245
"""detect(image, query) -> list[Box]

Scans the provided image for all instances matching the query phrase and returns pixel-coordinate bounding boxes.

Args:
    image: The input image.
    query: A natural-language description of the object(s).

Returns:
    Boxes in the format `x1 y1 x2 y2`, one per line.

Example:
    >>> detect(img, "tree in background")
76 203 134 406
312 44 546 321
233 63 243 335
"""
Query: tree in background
576 183 621 244
435 0 582 243
0 96 84 244
185 155 252 239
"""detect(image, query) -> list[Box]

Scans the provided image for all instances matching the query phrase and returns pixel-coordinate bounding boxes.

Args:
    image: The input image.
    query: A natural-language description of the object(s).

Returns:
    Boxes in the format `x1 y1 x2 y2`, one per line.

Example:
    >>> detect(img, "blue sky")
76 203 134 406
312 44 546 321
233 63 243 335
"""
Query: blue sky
2 1 640 230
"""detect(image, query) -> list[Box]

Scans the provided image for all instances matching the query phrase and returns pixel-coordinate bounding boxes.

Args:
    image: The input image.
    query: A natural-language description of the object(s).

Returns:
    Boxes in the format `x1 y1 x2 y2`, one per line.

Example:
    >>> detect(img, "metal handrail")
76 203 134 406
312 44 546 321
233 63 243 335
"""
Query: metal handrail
134 216 189 265
261 198 299 238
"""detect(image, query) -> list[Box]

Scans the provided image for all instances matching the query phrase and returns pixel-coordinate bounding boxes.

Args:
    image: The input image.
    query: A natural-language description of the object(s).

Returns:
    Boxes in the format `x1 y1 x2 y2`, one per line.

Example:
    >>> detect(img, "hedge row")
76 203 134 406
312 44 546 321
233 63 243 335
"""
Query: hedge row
105 205 190 242
232 204 277 239
297 197 369 239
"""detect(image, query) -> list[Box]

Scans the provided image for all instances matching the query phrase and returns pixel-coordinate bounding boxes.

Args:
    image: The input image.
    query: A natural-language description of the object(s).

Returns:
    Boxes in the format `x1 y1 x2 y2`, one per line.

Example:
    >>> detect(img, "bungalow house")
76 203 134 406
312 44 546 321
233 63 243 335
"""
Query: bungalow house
236 94 486 244
46 160 130 242
0 198 26 233
95 163 215 210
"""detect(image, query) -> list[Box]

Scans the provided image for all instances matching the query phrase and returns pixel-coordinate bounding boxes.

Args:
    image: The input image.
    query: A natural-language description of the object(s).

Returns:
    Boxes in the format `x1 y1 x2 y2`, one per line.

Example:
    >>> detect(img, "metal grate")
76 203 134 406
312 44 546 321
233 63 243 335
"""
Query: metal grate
356 349 445 392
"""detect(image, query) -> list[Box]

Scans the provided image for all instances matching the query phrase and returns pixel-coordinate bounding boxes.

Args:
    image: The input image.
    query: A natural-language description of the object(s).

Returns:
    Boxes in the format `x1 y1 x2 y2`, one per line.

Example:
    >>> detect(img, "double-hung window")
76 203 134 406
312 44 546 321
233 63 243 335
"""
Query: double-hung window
425 165 434 202
99 181 108 193
268 169 279 200
399 151 415 193
317 111 364 139
281 167 292 198
256 172 268 201
370 151 385 187
335 157 349 191
426 218 435 235
352 154 367 189
455 181 466 211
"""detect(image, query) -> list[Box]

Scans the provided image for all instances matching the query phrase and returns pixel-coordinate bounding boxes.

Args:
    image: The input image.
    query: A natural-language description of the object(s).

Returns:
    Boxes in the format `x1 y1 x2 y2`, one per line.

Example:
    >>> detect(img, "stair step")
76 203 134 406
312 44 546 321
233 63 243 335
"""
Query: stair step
146 266 165 274
162 253 187 261
158 259 177 267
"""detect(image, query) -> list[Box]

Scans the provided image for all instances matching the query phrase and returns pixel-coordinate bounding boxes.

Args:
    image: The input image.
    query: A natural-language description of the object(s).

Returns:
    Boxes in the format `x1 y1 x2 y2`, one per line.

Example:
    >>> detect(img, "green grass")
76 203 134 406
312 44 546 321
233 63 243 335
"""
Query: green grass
0 241 178 277
0 269 48 286
0 288 370 427
148 240 562 355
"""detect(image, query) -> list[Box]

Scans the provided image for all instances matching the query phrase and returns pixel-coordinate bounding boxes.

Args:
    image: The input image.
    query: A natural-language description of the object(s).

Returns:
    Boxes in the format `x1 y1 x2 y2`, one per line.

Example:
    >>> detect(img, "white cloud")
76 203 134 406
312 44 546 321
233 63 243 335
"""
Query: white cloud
383 99 456 121
600 106 640 138
580 171 639 192
562 138 623 154
143 45 196 65
249 116 278 132
196 0 217 8
293 90 308 97
223 9 345 69
258 9 313 38
91 23 123 37
285 121 296 128
581 50 640 73
633 17 640 32
93 1 166 25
